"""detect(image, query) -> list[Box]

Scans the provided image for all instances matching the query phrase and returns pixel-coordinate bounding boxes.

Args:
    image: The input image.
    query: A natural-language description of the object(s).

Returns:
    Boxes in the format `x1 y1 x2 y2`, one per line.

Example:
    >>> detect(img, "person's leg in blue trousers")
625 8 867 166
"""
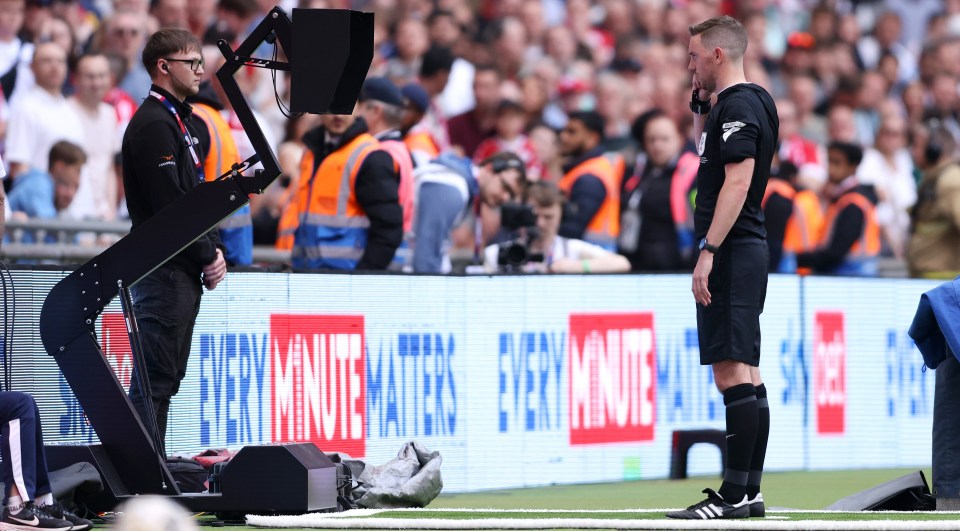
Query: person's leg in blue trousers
0 392 50 504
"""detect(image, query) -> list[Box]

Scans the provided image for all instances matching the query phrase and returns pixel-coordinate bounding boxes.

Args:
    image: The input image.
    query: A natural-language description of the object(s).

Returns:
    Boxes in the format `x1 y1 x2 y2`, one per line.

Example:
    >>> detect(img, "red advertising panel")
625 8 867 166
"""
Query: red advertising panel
814 311 846 435
569 313 656 445
271 314 366 456
100 313 134 389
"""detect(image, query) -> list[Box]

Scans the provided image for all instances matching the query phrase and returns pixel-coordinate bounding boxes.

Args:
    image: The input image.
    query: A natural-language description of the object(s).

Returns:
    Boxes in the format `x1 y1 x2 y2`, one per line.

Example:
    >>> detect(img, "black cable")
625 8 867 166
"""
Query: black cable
271 40 303 120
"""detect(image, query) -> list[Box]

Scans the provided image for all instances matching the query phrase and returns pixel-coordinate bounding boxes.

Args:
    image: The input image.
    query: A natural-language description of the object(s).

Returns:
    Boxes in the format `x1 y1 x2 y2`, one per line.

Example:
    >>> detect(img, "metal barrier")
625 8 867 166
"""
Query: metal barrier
0 218 291 265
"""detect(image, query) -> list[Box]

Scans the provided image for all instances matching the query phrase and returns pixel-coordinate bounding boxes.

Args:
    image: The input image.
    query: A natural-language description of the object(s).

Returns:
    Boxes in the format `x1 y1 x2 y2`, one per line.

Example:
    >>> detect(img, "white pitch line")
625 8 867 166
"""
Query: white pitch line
245 515 960 530
253 507 960 517
265 508 960 515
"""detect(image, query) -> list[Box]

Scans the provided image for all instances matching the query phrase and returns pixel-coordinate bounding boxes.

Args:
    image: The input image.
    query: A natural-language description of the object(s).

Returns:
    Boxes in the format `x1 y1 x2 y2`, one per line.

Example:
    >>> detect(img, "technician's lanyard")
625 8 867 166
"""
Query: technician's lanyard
473 196 483 264
149 90 204 183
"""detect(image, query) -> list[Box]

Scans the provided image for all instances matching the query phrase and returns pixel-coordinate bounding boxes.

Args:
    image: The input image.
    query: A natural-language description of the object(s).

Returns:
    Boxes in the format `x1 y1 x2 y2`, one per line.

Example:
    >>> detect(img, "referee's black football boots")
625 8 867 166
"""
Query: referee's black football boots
665 488 750 520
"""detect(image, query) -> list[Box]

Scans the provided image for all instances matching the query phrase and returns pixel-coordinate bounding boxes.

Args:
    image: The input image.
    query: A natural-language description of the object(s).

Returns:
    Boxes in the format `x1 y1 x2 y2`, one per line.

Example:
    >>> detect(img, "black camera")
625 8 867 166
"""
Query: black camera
497 203 543 270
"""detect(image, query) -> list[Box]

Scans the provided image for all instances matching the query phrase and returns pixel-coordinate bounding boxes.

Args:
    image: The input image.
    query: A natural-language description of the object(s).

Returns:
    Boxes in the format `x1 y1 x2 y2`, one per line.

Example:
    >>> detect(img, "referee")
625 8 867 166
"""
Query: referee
666 16 778 520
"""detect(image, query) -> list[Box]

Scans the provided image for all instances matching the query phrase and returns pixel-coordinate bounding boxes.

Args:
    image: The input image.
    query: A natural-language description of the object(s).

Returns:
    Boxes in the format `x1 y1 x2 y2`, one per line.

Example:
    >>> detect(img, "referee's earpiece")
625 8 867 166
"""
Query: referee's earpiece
161 62 168 72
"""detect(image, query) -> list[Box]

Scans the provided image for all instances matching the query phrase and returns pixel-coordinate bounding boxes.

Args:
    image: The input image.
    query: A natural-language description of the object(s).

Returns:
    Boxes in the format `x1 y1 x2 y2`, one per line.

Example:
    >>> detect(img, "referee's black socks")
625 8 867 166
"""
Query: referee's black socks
718 383 758 503
747 383 770 499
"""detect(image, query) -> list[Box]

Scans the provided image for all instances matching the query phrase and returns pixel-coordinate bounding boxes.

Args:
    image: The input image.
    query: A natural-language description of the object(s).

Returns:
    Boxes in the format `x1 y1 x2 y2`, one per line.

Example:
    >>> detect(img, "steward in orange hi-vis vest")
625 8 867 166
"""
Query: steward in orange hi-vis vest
191 99 253 265
282 117 402 270
558 148 624 251
797 178 880 276
762 178 822 274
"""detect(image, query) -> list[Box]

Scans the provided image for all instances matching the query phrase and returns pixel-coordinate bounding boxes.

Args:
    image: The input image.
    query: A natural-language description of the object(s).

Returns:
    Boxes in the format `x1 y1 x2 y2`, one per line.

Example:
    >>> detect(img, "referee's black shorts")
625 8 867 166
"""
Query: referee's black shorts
696 237 768 366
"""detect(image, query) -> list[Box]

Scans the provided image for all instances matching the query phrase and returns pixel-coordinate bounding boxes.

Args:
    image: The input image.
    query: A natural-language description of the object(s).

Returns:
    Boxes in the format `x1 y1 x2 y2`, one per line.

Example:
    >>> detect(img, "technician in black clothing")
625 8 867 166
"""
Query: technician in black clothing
667 16 778 520
121 29 226 454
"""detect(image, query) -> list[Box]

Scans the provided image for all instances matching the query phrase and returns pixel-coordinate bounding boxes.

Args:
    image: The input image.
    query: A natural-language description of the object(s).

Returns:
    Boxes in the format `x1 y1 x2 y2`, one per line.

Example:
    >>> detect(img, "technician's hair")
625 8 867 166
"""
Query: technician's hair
142 28 201 78
689 16 748 61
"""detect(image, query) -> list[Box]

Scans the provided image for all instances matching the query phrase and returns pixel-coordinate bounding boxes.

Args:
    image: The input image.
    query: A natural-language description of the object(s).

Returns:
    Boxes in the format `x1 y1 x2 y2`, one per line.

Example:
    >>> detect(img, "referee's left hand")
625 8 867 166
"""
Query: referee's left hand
692 251 714 306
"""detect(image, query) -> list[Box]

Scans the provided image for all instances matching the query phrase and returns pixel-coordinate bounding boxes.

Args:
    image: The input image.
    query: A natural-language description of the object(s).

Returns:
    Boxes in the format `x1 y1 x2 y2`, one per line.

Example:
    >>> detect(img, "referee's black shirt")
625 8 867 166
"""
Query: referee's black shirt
693 83 778 242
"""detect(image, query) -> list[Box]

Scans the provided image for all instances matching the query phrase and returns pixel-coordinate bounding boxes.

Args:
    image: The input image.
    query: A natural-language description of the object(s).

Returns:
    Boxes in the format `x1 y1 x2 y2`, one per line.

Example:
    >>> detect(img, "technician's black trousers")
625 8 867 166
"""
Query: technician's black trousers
128 266 202 455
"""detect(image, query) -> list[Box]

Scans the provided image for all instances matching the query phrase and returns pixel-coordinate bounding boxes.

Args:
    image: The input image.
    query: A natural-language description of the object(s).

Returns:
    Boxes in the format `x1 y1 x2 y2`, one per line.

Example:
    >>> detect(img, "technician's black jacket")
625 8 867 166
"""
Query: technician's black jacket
122 84 221 276
301 117 402 270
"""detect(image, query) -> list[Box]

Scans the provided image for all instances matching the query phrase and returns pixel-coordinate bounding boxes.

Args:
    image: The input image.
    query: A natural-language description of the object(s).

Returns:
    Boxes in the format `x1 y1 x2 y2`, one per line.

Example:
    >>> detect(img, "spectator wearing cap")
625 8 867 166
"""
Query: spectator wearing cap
557 110 623 250
400 82 440 168
280 97 401 270
473 99 542 180
358 76 415 269
447 64 501 159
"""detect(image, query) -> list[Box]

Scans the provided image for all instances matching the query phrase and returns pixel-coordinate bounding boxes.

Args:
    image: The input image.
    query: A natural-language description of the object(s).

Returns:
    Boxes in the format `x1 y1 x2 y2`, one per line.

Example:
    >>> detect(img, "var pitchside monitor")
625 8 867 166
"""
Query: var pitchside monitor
290 8 374 115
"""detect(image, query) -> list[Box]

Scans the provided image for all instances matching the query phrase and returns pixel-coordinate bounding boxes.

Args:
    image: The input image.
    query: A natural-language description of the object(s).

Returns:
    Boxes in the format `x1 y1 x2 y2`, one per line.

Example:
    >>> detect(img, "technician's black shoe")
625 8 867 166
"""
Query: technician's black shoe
665 488 750 520
747 493 765 517
1 502 72 531
39 502 93 531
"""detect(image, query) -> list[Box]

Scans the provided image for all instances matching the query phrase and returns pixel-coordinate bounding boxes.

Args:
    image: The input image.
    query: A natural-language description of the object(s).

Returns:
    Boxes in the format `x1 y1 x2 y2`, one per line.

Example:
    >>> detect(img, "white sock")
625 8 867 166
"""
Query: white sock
35 493 53 507
7 495 22 510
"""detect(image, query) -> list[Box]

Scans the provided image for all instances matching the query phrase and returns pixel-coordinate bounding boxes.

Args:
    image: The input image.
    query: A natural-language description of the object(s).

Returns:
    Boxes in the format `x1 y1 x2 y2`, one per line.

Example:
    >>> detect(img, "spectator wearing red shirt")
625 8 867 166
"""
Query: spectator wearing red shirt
473 99 542 180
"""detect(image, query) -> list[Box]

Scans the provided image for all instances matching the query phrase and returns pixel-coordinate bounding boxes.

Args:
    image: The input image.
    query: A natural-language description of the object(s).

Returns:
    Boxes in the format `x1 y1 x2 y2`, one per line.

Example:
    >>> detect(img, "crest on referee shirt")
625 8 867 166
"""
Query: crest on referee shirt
697 132 706 156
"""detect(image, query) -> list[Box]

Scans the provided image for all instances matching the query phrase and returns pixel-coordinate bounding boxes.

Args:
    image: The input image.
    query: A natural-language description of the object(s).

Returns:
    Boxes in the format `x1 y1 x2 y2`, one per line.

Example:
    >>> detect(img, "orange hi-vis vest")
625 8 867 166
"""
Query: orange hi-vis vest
559 152 624 250
287 133 381 270
378 138 415 269
819 190 881 276
404 129 440 165
762 178 823 274
192 102 253 265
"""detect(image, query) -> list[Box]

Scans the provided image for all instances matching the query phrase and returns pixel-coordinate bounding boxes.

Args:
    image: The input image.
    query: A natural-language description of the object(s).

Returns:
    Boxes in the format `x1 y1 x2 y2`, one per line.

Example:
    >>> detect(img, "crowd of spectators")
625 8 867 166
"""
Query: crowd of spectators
1 0 958 277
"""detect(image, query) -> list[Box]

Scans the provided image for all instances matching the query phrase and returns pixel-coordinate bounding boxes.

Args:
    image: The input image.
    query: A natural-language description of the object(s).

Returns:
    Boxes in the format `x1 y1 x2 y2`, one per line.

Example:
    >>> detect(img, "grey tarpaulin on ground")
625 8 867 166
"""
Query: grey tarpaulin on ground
342 441 443 509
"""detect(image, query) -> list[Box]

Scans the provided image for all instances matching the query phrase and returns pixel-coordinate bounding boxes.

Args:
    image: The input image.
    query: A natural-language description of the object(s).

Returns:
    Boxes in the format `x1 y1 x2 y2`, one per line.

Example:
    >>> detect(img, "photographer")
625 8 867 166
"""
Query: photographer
412 151 526 273
484 181 630 274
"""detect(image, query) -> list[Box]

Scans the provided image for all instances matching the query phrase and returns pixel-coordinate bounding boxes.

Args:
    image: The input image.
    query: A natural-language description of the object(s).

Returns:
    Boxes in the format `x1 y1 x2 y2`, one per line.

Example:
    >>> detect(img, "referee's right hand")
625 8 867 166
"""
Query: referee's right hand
692 75 711 102
692 251 713 306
